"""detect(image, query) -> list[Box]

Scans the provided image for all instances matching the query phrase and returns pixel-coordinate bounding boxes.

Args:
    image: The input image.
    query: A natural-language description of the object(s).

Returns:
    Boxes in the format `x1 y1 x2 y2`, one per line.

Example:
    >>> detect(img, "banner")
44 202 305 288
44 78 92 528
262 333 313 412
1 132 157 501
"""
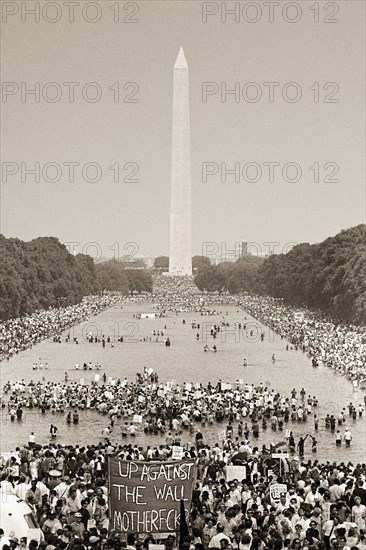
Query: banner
108 459 196 533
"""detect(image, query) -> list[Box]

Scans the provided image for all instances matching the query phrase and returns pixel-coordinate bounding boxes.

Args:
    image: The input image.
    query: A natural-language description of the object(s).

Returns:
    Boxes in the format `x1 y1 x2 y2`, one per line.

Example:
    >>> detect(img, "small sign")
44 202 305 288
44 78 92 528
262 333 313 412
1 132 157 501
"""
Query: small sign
133 414 143 424
272 453 289 459
218 429 226 441
270 483 288 503
171 446 184 460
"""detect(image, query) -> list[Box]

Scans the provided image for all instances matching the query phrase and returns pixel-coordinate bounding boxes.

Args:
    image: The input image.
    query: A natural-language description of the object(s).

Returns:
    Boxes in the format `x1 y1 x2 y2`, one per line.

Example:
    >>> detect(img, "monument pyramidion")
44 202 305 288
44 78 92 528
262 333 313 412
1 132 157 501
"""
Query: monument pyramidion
168 47 192 277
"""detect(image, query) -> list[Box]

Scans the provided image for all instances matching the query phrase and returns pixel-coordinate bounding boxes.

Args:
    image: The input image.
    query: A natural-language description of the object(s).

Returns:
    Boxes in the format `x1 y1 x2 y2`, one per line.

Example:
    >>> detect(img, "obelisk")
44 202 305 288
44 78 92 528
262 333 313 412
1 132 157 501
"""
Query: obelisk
168 46 192 276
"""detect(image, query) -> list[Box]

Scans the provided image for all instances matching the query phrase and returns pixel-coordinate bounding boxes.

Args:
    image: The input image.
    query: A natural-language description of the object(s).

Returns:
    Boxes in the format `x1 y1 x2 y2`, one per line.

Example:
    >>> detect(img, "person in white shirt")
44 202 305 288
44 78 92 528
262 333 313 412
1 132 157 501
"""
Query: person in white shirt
352 496 366 528
208 523 231 548
304 483 321 506
344 429 352 446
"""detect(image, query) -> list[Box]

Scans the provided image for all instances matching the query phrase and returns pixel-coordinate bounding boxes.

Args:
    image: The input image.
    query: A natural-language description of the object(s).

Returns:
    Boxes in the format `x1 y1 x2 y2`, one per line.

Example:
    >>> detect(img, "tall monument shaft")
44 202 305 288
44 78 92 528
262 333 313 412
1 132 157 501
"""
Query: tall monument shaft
169 47 192 276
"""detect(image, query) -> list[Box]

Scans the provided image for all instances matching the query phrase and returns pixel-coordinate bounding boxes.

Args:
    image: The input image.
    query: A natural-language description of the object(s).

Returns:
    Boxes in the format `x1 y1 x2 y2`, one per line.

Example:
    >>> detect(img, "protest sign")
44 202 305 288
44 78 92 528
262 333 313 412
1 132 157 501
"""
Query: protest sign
108 459 196 533
269 483 287 504
171 446 184 460
226 465 247 482
218 429 226 441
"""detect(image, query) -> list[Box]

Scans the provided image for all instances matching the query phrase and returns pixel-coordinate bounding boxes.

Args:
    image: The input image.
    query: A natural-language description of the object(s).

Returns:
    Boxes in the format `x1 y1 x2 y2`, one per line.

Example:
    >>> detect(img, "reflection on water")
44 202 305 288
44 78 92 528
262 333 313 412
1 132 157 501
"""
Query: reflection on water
1 303 365 463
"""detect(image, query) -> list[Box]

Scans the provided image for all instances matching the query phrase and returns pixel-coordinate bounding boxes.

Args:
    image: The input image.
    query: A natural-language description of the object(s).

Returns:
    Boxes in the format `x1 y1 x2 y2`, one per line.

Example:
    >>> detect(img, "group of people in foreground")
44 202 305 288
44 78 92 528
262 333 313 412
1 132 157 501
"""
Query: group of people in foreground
1 418 366 550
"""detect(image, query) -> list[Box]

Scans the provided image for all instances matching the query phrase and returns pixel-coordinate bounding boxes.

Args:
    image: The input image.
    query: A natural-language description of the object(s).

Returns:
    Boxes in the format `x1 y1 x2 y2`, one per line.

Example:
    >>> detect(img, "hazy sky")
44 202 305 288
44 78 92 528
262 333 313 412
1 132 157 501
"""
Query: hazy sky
1 0 365 260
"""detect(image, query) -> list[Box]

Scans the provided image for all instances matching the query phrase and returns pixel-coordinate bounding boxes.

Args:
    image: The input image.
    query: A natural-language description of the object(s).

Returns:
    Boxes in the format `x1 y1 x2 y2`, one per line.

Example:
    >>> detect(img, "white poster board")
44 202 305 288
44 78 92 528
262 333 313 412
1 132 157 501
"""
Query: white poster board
171 446 184 460
270 483 288 503
226 465 247 482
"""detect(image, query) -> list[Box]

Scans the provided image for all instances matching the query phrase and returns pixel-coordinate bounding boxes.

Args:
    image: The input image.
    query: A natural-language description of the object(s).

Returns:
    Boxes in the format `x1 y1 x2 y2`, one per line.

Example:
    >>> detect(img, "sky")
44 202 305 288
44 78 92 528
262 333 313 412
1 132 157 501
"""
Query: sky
1 0 365 261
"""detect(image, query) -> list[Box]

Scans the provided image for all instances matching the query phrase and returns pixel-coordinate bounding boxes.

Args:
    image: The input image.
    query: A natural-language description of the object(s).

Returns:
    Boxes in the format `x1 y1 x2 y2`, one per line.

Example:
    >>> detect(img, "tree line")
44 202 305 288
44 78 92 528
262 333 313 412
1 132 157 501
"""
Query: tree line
2 225 364 323
0 236 152 321
193 225 366 324
255 224 366 324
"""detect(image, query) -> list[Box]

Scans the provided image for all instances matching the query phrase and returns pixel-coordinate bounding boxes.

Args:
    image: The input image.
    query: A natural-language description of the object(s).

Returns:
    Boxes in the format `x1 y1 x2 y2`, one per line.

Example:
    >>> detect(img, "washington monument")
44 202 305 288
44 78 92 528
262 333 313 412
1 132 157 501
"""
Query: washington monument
168 46 192 276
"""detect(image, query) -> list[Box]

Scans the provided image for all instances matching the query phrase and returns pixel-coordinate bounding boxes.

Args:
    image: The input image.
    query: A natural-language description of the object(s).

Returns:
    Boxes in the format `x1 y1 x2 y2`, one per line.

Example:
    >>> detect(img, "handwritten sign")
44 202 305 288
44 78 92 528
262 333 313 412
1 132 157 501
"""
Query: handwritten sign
226 465 247 482
218 429 226 441
269 483 287 504
171 446 184 460
108 459 196 533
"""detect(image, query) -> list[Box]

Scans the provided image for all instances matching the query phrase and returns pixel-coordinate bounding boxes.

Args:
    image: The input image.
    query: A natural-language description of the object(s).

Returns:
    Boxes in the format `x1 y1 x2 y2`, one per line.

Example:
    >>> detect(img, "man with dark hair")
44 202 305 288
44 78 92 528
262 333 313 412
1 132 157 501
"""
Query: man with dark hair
77 499 90 529
126 533 136 550
351 479 366 506
41 510 62 534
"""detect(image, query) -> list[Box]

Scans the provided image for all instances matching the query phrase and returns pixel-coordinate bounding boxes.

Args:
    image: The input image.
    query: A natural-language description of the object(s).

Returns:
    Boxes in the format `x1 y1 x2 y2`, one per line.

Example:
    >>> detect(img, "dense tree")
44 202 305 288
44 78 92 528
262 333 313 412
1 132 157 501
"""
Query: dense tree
194 225 366 324
0 235 98 320
95 260 129 293
192 255 211 271
95 259 152 294
154 256 169 270
194 257 263 294
255 225 366 324
0 236 153 320
125 269 153 294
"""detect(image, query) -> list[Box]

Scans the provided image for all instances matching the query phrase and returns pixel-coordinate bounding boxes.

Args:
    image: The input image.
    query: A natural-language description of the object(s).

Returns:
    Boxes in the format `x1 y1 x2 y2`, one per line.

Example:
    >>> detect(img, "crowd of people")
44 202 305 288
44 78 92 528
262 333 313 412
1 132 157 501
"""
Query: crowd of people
2 372 365 451
1 409 366 549
0 296 125 362
234 295 366 390
1 276 366 548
